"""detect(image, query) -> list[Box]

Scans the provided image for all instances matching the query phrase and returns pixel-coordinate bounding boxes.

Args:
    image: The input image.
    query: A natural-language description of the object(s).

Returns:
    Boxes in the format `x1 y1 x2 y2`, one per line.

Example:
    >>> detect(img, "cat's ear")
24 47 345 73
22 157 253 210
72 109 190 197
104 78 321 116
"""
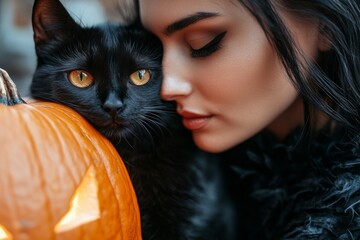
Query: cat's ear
32 0 80 46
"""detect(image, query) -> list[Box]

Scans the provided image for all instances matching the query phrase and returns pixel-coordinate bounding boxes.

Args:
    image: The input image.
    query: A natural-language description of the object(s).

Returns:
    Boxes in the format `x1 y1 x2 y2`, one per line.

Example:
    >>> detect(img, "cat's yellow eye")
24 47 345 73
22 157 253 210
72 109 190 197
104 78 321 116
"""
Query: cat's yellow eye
68 70 94 88
129 69 151 86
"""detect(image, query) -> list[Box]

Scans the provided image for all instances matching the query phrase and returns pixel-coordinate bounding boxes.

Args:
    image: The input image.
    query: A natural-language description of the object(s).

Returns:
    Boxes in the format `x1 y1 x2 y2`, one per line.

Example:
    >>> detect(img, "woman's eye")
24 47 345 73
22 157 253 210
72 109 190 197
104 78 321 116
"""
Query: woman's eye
129 69 151 86
191 31 227 58
68 70 94 88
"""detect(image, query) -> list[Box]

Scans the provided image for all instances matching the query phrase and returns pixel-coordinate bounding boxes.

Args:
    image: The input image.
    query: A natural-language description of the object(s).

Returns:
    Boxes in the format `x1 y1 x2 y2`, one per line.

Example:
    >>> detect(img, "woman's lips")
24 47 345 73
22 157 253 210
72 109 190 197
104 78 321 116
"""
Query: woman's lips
178 110 211 131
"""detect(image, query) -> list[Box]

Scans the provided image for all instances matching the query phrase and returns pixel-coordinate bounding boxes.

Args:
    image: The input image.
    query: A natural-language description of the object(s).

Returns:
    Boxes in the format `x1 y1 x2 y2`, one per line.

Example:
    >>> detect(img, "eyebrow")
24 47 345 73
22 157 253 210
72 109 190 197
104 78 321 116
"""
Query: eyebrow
164 12 220 35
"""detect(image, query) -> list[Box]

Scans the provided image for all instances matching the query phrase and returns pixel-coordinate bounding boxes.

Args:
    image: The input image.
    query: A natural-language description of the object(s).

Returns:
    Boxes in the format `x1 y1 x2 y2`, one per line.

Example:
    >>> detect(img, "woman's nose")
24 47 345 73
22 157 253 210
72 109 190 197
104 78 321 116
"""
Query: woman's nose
160 52 192 101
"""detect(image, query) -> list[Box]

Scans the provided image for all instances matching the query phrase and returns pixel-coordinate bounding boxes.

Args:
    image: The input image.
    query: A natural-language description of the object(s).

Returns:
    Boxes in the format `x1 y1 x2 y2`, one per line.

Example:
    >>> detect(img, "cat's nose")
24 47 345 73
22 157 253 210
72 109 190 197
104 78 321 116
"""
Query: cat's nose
103 102 124 116
103 93 124 116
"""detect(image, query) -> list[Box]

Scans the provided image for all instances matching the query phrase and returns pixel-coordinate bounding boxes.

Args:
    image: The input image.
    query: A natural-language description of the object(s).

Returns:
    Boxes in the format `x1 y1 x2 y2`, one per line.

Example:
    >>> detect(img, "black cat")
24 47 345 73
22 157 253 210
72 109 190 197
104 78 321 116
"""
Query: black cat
30 0 240 239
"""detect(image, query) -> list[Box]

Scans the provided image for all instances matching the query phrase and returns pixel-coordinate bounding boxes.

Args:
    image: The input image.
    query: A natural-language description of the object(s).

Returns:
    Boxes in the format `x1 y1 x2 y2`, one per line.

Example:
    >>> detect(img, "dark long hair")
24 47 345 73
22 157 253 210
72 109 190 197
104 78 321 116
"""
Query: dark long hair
238 0 360 136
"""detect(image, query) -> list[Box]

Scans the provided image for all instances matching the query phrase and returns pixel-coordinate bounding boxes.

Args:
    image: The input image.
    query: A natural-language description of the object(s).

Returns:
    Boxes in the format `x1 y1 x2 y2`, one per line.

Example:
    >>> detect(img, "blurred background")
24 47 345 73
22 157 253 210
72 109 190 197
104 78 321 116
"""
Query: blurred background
0 0 135 96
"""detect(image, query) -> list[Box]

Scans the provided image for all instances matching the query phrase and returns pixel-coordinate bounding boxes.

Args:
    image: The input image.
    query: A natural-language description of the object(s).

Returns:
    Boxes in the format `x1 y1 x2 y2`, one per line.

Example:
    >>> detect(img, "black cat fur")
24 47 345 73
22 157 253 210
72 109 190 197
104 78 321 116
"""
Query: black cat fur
30 0 240 239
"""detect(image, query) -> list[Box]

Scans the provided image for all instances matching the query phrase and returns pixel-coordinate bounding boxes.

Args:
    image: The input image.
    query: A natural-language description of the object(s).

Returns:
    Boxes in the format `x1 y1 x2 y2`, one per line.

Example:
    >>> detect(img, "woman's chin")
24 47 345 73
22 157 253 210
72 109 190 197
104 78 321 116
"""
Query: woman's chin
192 134 233 153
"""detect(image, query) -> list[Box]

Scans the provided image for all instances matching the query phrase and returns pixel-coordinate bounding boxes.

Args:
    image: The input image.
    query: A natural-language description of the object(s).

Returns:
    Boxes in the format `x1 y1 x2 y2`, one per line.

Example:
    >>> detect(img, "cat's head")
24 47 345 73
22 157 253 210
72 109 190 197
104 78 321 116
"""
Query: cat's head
31 0 180 148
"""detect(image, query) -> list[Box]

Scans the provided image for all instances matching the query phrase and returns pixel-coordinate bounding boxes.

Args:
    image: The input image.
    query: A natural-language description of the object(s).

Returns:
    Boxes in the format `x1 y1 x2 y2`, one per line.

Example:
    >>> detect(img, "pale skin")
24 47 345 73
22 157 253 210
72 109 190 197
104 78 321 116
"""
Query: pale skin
140 0 327 153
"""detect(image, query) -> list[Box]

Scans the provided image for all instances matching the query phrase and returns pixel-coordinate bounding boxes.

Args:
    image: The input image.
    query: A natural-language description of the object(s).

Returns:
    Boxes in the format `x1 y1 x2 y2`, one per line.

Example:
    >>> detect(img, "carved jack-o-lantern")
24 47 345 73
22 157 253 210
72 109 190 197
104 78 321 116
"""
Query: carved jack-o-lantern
0 69 141 239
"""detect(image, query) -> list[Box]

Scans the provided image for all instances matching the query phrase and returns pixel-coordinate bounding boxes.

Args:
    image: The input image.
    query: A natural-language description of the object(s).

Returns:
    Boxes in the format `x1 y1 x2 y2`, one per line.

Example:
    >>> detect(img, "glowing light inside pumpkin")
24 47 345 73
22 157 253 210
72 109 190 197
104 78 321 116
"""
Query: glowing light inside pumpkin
55 165 100 233
0 225 12 240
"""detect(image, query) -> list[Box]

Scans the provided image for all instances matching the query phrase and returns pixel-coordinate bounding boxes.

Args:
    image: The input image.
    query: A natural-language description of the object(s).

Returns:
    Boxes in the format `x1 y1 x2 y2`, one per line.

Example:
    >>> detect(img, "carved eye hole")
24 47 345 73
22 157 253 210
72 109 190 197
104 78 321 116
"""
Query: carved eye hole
129 69 151 86
68 70 94 88
55 166 100 233
0 225 12 240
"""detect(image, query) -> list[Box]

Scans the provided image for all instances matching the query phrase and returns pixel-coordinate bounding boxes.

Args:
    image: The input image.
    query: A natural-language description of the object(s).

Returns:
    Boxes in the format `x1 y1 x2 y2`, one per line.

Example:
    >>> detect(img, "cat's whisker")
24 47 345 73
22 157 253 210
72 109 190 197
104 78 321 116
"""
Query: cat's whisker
139 115 170 137
141 117 164 136
122 131 136 150
121 126 142 147
143 106 177 114
134 119 156 148
145 110 177 117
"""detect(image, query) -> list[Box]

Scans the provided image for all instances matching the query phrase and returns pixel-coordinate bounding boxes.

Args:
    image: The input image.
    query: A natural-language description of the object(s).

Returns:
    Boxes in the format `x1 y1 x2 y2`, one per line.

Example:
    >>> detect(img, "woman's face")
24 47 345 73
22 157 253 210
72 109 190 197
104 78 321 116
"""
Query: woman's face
140 0 322 152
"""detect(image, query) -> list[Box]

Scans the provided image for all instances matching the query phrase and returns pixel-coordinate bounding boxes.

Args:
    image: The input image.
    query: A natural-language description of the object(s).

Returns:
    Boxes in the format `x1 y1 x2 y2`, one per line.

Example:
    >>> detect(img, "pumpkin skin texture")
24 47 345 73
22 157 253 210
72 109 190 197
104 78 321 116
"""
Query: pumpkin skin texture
0 69 142 240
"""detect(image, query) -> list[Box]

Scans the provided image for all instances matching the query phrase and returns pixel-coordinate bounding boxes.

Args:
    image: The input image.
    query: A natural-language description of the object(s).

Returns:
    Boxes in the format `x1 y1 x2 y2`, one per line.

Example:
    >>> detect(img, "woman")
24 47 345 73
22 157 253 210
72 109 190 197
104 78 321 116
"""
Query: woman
139 0 360 239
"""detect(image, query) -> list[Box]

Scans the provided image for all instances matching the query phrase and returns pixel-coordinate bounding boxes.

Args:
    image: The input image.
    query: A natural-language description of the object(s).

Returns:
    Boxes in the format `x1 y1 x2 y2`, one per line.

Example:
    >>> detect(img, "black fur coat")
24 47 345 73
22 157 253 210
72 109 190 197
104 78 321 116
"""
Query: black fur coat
223 128 360 239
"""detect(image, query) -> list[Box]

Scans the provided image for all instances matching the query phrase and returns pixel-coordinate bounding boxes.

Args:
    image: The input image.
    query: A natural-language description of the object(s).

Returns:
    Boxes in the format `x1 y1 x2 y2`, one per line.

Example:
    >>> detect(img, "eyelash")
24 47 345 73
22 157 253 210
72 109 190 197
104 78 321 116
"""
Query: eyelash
190 31 227 58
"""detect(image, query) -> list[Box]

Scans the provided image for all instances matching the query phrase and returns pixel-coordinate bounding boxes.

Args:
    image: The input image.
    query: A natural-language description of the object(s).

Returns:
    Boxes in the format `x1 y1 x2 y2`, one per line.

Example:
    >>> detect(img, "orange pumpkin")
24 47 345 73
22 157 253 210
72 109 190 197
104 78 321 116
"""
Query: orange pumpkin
0 69 142 240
